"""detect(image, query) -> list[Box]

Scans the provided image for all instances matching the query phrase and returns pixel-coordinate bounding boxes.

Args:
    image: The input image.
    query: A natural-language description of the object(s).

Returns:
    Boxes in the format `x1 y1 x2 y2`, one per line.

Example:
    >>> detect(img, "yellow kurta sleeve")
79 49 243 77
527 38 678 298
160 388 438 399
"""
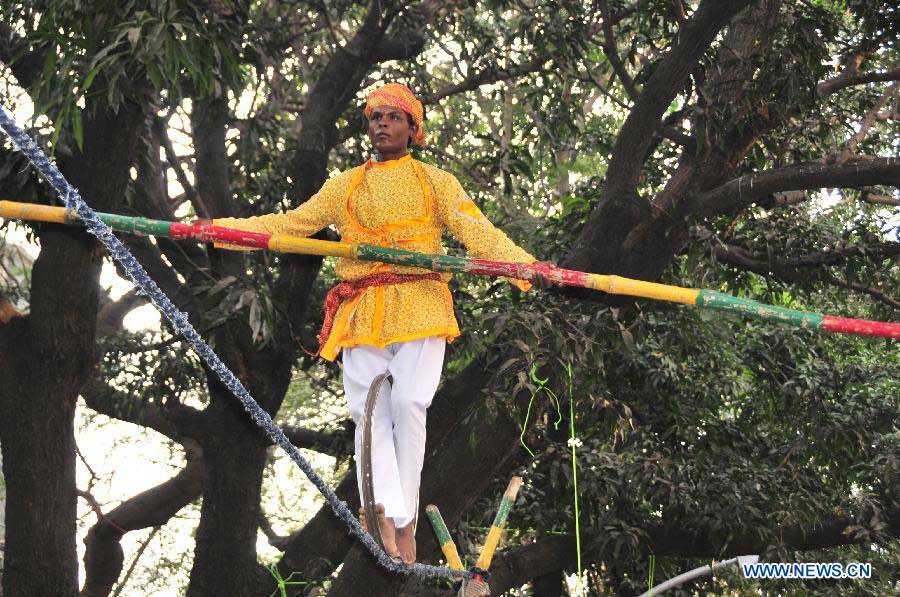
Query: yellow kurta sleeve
433 170 536 291
212 176 341 250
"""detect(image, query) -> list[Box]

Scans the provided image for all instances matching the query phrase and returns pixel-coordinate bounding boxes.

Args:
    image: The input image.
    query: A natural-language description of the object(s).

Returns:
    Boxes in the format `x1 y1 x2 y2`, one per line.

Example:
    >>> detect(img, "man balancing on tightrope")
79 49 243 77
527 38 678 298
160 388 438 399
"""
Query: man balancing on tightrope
214 82 552 563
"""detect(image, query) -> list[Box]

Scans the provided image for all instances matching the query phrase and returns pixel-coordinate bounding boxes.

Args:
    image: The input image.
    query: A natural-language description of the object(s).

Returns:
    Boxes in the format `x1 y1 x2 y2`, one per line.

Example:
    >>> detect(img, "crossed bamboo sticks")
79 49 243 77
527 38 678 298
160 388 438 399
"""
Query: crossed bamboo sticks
426 476 523 594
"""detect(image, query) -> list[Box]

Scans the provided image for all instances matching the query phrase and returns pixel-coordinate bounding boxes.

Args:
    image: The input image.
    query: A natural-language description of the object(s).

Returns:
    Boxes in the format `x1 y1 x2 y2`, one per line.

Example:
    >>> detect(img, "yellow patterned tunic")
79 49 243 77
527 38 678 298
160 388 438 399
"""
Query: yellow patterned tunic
214 154 535 360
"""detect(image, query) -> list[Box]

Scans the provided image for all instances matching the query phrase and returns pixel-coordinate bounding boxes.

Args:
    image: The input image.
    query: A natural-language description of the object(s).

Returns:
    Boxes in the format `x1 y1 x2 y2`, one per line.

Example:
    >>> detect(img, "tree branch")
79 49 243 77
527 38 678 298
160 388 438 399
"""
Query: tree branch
110 526 161 597
486 536 578 595
603 0 752 204
115 234 199 316
132 120 212 296
837 82 899 160
608 0 652 27
597 0 639 101
259 513 291 551
419 144 494 188
644 506 900 557
425 56 551 103
81 459 203 597
818 68 900 97
282 422 353 457
713 243 900 310
694 157 900 219
714 241 900 271
756 190 809 209
275 470 362 582
566 0 754 274
80 377 202 445
96 288 148 337
659 126 696 150
821 273 900 311
191 97 230 219
373 30 427 62
153 115 205 217
860 188 900 207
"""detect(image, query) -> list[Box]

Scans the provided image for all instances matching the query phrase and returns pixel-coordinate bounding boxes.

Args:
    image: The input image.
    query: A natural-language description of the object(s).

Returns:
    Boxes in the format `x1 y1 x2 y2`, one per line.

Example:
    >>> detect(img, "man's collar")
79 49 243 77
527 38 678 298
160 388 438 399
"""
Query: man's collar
368 153 413 168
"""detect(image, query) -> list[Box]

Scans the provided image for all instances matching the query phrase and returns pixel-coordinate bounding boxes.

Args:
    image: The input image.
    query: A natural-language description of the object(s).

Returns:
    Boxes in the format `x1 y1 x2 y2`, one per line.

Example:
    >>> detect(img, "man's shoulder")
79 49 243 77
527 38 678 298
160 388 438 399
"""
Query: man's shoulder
319 164 365 193
415 160 459 187
331 164 366 182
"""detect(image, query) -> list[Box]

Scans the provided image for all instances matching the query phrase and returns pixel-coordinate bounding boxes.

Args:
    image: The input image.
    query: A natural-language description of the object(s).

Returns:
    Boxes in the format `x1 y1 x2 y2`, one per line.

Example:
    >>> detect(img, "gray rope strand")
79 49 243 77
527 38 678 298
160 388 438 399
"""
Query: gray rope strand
0 107 466 581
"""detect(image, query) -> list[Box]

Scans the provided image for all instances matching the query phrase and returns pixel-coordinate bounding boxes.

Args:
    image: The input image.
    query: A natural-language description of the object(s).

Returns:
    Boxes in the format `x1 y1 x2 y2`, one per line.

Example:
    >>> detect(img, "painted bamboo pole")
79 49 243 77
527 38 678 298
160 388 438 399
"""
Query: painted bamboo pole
1 200 898 339
425 505 465 571
475 476 523 572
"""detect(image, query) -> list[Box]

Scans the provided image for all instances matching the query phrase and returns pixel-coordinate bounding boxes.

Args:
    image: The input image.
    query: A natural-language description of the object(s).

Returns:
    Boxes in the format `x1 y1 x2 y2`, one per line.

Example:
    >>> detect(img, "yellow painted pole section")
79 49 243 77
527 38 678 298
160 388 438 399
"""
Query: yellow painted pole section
267 234 358 258
0 200 69 224
475 476 523 571
586 274 700 305
425 505 465 571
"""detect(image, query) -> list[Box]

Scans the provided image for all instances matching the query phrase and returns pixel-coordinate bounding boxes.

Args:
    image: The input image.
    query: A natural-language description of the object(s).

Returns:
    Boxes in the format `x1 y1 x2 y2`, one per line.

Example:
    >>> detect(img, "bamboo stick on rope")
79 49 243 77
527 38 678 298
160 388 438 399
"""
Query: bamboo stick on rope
1 200 898 339
425 505 465 571
475 476 523 572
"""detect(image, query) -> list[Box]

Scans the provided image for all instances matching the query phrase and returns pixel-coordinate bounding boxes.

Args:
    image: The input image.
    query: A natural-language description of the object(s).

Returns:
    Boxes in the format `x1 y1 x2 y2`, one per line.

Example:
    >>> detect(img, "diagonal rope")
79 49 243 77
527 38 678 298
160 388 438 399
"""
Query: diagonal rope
0 107 467 581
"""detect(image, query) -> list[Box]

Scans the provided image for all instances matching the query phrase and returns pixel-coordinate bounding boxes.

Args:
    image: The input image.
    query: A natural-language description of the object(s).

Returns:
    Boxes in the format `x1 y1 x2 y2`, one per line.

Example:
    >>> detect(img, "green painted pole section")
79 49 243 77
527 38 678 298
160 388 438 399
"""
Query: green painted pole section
426 506 454 546
426 505 464 571
696 291 824 328
489 495 515 530
98 213 173 237
356 244 470 273
475 476 523 571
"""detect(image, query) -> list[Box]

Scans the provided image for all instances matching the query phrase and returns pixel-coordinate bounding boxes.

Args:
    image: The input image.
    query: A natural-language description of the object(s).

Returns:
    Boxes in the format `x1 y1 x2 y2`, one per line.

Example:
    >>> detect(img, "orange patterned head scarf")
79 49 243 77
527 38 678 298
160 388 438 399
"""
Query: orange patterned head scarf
364 83 426 146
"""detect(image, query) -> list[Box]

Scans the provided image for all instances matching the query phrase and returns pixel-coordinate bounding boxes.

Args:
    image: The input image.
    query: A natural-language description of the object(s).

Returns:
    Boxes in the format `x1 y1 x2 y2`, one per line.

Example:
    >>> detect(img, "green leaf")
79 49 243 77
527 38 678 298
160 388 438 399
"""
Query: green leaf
42 48 57 82
147 62 163 90
51 103 70 153
83 65 101 92
71 108 84 152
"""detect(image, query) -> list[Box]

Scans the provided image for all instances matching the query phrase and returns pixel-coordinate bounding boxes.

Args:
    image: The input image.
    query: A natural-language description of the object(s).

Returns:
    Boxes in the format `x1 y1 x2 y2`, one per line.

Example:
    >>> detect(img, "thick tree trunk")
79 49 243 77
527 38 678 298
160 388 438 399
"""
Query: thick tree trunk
0 305 82 597
0 99 142 595
187 397 270 595
531 570 565 596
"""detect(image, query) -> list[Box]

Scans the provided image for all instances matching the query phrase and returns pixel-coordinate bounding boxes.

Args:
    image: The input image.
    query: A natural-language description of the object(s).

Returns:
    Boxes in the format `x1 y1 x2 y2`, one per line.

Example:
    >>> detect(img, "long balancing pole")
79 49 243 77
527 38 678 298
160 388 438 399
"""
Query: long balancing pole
1 200 898 339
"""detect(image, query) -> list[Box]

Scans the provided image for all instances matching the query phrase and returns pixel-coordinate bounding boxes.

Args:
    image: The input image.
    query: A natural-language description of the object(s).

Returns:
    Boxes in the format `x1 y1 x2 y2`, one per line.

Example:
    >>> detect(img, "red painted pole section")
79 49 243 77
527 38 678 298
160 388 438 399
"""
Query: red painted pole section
822 316 900 339
169 221 272 248
466 259 590 286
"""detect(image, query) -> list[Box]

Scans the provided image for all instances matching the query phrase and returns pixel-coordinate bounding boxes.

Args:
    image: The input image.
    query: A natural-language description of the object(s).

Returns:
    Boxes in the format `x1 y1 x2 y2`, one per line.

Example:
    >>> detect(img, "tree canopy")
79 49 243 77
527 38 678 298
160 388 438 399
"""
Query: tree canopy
0 1 897 595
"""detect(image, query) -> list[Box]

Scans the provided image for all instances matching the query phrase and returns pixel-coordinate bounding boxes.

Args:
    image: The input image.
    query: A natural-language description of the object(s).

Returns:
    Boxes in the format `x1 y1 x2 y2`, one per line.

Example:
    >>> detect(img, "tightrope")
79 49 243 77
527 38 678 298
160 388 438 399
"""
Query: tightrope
0 107 467 581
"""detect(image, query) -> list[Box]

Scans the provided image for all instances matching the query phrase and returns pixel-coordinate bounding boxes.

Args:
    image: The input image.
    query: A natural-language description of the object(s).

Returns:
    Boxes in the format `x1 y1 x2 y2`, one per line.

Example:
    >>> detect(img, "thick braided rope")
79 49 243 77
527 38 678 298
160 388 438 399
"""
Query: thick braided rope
0 107 466 581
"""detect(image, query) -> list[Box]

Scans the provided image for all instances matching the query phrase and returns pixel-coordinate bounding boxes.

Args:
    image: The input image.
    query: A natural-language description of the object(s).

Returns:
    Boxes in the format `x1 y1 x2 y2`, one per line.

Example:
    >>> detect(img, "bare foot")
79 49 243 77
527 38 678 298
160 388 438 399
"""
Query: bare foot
395 522 416 564
359 504 400 559
358 506 371 533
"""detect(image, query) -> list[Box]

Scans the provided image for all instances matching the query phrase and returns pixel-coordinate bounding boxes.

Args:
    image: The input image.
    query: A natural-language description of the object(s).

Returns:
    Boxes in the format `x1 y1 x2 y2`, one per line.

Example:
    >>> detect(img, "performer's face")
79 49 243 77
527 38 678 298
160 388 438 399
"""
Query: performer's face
367 106 417 157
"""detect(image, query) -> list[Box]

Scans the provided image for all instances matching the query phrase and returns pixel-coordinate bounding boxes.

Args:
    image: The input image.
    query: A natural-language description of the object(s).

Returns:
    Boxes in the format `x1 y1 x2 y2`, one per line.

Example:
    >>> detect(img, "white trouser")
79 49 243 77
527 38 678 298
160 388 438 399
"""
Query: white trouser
342 336 445 528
